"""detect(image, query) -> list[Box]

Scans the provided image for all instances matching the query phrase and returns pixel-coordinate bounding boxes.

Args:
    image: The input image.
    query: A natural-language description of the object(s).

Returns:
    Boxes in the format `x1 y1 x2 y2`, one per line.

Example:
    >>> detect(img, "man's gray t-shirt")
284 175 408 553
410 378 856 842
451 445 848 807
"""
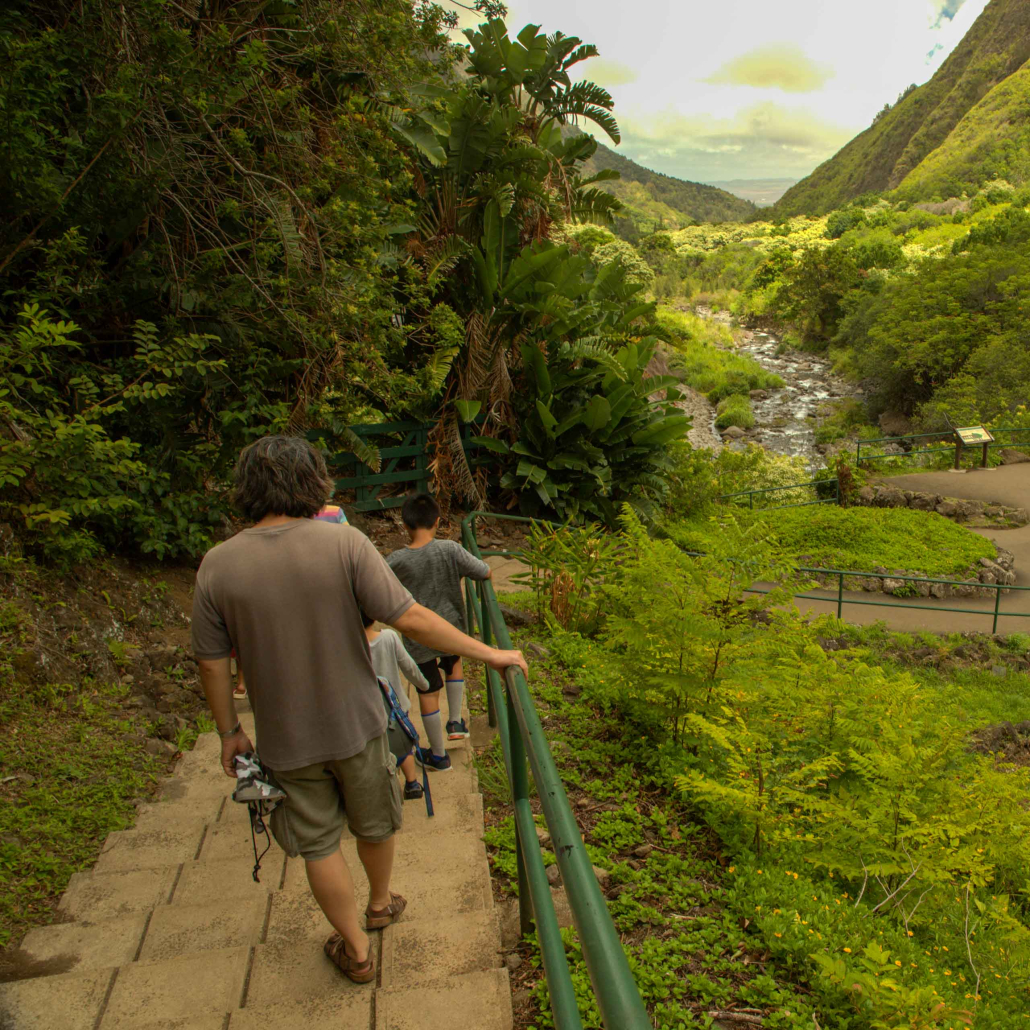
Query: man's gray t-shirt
386 539 490 662
190 520 414 771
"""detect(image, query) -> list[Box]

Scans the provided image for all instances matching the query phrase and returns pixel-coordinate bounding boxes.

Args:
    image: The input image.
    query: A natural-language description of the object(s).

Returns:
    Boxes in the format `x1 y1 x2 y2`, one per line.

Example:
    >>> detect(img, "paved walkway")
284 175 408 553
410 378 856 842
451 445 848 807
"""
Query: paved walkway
0 692 511 1030
878 464 1030 510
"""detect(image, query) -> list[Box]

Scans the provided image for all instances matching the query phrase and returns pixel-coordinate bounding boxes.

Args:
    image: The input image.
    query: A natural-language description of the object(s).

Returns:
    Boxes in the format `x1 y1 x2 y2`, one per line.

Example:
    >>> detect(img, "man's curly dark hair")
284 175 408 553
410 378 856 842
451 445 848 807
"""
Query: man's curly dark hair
233 435 333 522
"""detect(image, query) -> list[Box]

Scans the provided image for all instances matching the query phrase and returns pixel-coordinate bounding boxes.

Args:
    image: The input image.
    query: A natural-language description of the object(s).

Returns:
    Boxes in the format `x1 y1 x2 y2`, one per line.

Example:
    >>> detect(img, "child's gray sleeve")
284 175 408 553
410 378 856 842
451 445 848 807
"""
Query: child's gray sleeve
395 635 430 693
453 542 491 581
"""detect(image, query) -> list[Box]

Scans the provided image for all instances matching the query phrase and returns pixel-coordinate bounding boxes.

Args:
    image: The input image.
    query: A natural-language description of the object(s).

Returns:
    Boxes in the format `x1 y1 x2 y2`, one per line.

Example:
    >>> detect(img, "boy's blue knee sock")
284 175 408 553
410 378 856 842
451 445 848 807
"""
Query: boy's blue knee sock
422 708 446 756
445 678 465 725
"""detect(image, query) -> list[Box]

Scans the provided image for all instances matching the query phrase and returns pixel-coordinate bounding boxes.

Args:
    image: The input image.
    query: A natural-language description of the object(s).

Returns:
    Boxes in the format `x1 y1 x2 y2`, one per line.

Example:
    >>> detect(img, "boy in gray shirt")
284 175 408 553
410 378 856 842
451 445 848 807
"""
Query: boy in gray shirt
386 493 491 770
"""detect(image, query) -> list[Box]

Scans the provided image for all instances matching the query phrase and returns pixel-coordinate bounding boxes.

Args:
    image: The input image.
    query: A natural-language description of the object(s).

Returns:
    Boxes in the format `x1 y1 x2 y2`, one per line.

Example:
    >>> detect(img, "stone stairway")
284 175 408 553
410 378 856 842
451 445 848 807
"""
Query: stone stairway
0 701 511 1030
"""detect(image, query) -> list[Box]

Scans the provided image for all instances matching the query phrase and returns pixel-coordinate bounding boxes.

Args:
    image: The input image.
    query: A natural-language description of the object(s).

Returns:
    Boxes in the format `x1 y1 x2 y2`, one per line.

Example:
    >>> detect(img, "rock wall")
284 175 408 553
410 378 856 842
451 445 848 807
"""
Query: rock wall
806 546 1015 598
854 483 1030 528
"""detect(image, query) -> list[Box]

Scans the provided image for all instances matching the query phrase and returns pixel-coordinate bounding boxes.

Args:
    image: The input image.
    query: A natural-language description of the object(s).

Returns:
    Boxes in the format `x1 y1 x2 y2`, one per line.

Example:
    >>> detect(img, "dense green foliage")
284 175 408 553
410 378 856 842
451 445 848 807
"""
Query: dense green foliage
776 0 1030 215
513 514 1030 1027
0 1 697 560
658 191 1030 435
1 0 453 560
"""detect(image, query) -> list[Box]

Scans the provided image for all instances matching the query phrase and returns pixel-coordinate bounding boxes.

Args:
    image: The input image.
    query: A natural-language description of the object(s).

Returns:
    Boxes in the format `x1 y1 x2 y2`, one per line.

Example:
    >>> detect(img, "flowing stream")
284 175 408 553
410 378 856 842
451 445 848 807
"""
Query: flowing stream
731 329 852 463
692 310 854 465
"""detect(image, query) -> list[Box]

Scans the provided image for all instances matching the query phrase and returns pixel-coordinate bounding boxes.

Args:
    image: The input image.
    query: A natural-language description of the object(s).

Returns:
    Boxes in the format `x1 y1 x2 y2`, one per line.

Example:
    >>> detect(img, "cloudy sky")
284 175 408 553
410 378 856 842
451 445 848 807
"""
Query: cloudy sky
442 0 991 183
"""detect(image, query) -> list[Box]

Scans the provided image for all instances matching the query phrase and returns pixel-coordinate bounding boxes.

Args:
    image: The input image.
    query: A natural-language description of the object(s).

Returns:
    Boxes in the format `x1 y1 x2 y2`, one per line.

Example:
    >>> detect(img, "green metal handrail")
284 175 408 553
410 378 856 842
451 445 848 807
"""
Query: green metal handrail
461 511 650 1030
717 477 839 511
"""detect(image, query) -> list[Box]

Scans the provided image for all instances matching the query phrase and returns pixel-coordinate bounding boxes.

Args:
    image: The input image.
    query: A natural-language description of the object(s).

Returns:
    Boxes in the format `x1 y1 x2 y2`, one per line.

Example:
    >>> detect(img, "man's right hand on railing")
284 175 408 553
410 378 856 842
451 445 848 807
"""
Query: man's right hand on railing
392 602 528 678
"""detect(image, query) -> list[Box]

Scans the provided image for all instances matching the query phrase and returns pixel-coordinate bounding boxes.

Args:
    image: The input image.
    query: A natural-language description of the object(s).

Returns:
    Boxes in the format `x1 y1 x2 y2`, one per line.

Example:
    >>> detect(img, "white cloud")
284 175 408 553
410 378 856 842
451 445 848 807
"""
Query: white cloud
612 103 854 181
706 44 833 93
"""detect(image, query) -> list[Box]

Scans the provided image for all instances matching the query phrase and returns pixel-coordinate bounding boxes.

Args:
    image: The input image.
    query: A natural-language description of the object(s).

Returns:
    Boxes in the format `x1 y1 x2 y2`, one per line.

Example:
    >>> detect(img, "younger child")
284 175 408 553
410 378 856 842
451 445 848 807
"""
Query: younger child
386 492 491 772
361 611 428 800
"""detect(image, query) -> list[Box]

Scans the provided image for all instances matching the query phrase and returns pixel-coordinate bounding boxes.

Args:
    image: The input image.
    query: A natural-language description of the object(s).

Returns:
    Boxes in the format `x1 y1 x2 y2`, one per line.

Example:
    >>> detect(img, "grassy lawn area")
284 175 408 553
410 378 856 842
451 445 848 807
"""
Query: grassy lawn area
670 505 997 576
0 673 162 947
0 560 206 951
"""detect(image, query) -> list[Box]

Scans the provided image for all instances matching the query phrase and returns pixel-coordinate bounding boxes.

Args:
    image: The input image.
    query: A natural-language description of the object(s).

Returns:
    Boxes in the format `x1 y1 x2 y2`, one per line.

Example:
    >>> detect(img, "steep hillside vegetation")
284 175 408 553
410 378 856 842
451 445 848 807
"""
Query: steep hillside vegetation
776 0 1030 215
581 137 757 232
897 60 1030 199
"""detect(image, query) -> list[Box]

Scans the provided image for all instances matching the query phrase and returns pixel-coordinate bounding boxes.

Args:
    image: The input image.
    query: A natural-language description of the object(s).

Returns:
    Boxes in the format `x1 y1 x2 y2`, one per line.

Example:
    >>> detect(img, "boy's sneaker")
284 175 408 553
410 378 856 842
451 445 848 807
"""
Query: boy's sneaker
403 780 424 801
447 719 470 740
415 746 452 772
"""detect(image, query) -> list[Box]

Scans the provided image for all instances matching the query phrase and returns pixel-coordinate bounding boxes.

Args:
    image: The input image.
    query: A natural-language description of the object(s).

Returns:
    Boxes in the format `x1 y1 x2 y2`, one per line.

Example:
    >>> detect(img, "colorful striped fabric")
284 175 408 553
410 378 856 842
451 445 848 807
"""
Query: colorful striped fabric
313 504 348 524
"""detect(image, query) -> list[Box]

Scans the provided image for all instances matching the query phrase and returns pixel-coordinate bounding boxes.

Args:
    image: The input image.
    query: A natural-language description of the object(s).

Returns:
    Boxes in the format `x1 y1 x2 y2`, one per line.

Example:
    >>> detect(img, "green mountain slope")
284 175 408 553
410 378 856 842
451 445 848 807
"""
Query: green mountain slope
582 139 757 228
896 60 1030 199
775 0 1030 215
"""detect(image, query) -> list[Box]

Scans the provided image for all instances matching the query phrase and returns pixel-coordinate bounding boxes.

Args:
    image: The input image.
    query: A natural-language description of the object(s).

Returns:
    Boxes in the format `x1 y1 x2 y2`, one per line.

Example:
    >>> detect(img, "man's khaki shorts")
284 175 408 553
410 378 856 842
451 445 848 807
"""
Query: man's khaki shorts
268 733 402 861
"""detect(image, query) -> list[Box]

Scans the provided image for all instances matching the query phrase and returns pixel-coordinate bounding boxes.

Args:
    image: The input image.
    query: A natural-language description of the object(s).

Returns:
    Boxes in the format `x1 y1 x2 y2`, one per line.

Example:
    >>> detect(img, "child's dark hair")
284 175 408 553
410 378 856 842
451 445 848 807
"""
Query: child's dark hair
401 492 441 530
359 609 374 629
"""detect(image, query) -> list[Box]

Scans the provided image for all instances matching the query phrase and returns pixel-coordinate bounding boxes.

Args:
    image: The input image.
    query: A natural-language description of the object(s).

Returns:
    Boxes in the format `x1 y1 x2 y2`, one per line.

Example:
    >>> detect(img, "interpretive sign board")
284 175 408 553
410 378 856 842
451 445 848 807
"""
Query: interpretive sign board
955 426 994 445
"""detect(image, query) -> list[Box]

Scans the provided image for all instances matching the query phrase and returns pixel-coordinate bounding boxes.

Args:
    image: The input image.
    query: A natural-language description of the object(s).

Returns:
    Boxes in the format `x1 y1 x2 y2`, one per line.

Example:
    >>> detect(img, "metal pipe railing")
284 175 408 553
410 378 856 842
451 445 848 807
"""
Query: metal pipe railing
462 512 650 1030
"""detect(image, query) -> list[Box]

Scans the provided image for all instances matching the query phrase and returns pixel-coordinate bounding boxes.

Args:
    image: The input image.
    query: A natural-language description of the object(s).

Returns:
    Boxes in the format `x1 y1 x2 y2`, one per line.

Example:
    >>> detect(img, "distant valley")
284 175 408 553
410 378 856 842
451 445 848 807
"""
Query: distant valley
704 179 798 207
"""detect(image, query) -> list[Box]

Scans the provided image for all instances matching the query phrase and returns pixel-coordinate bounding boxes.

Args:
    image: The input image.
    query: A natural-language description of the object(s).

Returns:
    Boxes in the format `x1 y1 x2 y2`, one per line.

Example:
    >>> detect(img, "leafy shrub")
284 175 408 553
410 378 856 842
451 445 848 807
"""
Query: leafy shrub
499 331 690 524
665 444 816 516
826 207 867 239
714 394 754 430
0 306 228 565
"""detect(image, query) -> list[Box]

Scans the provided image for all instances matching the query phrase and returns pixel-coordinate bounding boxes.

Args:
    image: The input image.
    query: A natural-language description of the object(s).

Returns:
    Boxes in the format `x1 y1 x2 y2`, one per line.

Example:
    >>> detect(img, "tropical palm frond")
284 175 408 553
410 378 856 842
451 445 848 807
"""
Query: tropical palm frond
558 338 628 381
425 235 471 279
424 342 461 397
336 426 382 473
271 194 304 271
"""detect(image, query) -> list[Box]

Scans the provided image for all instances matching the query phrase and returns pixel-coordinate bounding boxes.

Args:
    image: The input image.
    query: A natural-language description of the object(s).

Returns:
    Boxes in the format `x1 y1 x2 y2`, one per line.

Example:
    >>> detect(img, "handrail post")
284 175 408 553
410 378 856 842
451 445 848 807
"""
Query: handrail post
749 491 754 511
508 685 534 937
837 573 844 620
466 576 476 637
481 582 496 729
993 585 1002 635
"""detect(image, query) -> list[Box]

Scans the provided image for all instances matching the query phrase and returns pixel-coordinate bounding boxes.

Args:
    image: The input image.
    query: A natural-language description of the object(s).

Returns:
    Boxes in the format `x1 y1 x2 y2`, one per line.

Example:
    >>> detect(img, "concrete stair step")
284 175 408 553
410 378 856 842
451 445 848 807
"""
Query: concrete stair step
395 791 483 837
155 762 234 807
170 856 282 907
0 968 116 1030
96 947 249 1029
94 823 209 875
375 968 512 1030
381 909 502 989
137 896 269 962
114 1019 227 1030
228 993 370 1029
59 867 180 921
277 837 493 921
12 914 147 977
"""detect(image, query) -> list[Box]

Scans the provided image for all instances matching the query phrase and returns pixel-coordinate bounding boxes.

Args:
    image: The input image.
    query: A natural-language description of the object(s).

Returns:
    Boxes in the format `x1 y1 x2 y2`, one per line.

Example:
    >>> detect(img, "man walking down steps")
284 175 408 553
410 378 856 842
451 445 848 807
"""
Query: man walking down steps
192 435 528 984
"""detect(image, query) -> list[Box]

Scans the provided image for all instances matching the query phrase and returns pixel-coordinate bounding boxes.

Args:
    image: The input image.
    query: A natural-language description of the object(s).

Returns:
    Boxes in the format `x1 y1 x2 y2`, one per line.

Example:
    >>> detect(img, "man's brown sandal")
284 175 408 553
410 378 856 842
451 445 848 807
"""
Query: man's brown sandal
366 892 407 929
324 933 375 984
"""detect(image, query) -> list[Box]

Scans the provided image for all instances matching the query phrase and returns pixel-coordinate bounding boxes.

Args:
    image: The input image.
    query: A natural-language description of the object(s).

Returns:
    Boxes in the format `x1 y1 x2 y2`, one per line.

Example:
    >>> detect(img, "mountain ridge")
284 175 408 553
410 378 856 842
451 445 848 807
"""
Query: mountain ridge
580 136 758 230
775 0 1030 215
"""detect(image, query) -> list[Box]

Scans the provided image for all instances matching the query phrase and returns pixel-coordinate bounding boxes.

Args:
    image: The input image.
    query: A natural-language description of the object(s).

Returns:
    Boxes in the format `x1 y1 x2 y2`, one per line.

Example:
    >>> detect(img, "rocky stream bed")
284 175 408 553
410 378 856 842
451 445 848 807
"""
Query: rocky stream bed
691 308 856 466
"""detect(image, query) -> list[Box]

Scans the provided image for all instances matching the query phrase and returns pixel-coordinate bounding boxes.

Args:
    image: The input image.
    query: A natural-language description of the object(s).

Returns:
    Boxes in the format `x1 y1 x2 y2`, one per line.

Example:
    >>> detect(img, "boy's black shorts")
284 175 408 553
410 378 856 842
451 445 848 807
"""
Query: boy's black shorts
416 655 460 695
